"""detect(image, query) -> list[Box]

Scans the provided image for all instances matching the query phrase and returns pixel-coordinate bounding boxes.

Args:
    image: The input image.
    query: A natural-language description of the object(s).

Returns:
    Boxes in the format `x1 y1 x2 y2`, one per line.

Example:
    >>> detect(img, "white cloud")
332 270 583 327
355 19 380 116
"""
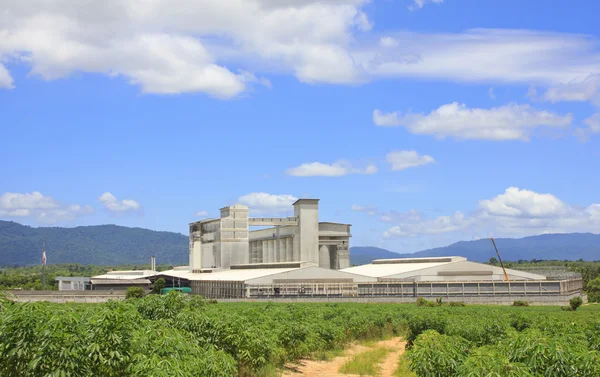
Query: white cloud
373 103 572 141
286 160 377 177
379 37 398 48
98 192 141 213
384 211 474 238
478 187 568 218
0 0 372 95
539 74 600 104
0 64 14 88
488 87 496 100
351 204 377 216
409 0 444 11
2 2 600 96
386 150 435 171
0 191 93 223
382 187 600 239
584 112 600 132
238 192 298 213
360 29 600 86
195 210 209 217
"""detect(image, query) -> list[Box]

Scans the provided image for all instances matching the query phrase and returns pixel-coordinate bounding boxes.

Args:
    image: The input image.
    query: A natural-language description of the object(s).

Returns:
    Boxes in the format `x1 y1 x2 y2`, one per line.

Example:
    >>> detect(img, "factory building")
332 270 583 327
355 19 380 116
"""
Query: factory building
83 198 584 304
341 256 547 281
188 199 351 271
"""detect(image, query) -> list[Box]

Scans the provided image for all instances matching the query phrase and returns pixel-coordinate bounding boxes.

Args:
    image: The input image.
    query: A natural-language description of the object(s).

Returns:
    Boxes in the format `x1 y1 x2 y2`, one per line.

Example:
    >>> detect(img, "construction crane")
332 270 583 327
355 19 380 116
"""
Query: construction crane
490 238 510 282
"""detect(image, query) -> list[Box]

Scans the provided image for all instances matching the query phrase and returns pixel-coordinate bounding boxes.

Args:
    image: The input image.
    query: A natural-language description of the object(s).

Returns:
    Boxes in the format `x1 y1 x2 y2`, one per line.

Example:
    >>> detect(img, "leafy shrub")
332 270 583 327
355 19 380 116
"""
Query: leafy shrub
150 277 166 294
407 330 469 377
135 290 186 320
445 317 510 347
570 296 583 311
510 314 532 332
126 286 145 299
448 301 466 307
586 276 600 303
457 346 534 377
512 300 529 307
406 313 448 346
504 329 585 377
415 297 429 307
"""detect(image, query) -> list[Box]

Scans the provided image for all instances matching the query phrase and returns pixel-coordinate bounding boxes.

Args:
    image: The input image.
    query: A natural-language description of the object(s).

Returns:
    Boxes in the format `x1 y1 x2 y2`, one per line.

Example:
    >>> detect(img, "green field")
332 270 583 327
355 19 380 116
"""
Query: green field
1 293 599 376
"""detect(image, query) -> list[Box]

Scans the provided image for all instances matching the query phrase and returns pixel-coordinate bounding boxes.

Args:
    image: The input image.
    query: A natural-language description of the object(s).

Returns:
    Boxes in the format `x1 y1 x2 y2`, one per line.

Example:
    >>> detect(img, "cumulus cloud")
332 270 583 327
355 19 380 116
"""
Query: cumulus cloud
382 187 600 239
195 210 209 217
286 160 377 177
351 204 377 216
238 192 298 213
373 103 572 141
478 187 568 218
0 0 372 95
386 150 435 171
0 191 93 224
98 192 141 213
2 2 600 96
409 0 444 11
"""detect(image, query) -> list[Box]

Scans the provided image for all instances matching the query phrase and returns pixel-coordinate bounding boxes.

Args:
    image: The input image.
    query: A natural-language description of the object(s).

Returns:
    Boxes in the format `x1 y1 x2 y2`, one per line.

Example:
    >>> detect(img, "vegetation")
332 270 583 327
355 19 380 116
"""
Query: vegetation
0 295 598 376
585 276 600 302
0 263 173 290
339 347 389 376
394 354 416 377
512 300 530 307
151 277 166 294
0 220 187 266
125 287 145 299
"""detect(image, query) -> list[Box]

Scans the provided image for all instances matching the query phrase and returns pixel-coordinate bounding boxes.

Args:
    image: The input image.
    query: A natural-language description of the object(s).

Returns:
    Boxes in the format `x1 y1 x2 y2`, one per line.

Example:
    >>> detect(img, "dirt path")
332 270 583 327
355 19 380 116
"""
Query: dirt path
377 337 407 377
282 337 407 377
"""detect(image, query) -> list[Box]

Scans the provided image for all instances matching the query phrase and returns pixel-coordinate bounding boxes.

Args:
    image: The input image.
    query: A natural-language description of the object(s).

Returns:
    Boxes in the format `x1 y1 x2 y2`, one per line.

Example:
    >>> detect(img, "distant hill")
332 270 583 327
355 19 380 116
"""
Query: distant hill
350 233 600 265
1 220 599 266
0 220 188 266
349 246 404 266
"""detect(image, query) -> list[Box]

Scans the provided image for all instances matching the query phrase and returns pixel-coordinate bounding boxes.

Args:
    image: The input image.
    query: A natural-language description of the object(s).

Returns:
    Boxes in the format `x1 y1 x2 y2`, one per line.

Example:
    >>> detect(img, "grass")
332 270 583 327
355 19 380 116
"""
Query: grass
339 347 390 376
313 347 345 361
393 354 416 377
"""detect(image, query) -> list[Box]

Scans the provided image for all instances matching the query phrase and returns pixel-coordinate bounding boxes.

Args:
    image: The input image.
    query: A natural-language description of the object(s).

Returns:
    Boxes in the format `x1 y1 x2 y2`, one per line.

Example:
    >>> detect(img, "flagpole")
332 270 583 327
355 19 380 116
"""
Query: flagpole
42 242 46 290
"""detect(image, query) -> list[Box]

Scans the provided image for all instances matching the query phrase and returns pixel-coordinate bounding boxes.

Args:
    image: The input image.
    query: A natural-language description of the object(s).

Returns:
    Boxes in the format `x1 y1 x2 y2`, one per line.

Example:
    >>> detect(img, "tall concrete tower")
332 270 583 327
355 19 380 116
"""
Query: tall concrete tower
293 199 319 265
218 204 249 268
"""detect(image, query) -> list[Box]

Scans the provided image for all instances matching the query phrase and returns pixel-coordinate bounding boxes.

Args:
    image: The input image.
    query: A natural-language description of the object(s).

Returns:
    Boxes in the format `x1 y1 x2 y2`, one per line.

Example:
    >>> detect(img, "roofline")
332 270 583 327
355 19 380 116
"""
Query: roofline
292 198 320 205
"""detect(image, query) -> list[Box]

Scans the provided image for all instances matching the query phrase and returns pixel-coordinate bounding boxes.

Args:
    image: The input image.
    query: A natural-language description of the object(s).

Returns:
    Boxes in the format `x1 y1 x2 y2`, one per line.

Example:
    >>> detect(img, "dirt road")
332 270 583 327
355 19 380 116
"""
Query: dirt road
282 337 407 377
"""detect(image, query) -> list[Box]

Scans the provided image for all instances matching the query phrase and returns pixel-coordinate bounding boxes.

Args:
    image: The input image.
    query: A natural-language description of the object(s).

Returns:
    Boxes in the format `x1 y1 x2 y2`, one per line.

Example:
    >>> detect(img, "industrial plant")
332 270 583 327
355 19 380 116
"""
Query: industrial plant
54 199 584 305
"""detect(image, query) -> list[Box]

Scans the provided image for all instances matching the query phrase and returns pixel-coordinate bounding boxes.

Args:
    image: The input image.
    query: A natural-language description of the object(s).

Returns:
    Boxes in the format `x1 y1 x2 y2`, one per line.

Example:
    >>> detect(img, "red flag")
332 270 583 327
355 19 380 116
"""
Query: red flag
42 250 47 265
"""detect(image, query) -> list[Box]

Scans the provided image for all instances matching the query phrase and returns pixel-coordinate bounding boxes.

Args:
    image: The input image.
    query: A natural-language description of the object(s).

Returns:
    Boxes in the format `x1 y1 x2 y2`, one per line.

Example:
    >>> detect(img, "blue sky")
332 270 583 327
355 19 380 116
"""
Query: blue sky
1 0 599 253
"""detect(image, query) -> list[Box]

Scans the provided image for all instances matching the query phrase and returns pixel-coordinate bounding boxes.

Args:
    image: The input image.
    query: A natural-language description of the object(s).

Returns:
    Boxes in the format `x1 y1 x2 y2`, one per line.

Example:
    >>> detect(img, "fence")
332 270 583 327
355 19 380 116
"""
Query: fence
192 278 583 300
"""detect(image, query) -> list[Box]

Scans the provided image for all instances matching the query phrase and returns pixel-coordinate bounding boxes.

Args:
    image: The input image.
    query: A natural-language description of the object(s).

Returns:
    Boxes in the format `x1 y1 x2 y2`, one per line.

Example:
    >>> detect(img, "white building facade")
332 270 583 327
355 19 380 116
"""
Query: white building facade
189 199 351 272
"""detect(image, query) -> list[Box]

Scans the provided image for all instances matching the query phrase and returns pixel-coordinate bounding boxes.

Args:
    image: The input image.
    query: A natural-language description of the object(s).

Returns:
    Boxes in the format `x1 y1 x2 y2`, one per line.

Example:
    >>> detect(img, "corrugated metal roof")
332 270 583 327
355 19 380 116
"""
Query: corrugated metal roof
158 267 300 282
341 261 453 278
55 276 90 282
92 270 157 280
90 279 151 285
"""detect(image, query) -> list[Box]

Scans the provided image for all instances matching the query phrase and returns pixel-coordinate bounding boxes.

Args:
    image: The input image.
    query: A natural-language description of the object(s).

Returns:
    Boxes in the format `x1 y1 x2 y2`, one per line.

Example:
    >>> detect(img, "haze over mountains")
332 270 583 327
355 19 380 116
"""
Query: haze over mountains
0 220 598 266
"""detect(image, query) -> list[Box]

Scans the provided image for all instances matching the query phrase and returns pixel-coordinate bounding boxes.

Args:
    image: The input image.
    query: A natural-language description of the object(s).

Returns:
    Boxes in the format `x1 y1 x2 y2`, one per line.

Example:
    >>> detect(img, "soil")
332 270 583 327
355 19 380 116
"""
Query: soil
282 337 407 377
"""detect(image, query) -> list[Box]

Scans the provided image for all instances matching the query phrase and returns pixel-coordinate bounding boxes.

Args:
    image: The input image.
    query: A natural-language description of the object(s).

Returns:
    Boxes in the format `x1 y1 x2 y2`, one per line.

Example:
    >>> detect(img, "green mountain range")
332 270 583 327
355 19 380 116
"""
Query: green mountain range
1 220 599 266
0 220 188 266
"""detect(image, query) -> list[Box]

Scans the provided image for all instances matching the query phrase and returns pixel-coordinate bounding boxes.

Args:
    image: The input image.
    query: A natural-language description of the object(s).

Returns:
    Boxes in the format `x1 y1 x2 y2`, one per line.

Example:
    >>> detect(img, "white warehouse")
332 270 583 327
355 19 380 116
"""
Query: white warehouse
342 256 547 281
